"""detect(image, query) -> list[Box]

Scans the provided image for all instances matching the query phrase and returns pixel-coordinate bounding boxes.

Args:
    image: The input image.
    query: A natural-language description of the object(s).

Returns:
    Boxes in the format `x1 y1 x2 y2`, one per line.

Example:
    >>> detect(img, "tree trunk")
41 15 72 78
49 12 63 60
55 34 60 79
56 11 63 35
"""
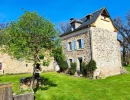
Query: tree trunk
123 46 127 65
30 55 37 89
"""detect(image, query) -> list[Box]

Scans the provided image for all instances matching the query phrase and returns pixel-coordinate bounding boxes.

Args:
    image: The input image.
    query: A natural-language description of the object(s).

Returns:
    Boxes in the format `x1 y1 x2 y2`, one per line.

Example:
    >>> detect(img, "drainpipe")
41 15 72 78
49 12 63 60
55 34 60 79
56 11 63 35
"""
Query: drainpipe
89 28 93 60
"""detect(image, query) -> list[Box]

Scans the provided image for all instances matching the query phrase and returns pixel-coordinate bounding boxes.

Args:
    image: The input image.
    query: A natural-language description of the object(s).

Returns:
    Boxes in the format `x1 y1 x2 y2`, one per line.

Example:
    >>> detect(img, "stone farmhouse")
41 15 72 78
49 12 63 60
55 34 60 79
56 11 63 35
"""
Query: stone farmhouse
60 7 122 77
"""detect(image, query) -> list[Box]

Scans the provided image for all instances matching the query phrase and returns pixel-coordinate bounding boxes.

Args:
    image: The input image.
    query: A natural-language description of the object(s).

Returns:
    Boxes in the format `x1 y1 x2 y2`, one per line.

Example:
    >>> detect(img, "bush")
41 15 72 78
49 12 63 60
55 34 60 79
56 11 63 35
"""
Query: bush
68 62 77 75
87 60 97 78
87 60 97 72
58 60 68 72
52 47 68 72
81 62 87 76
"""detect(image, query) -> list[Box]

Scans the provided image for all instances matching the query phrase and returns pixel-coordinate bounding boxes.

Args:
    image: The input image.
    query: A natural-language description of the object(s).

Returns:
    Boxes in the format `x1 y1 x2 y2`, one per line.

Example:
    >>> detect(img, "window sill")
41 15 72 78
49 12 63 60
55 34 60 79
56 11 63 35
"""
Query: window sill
67 50 73 52
77 48 84 51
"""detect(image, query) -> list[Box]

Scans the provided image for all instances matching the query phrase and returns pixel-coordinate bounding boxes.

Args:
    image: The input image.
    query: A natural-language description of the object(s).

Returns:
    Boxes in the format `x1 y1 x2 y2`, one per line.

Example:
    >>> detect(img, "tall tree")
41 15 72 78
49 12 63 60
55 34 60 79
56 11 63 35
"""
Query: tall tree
0 11 59 87
114 12 130 65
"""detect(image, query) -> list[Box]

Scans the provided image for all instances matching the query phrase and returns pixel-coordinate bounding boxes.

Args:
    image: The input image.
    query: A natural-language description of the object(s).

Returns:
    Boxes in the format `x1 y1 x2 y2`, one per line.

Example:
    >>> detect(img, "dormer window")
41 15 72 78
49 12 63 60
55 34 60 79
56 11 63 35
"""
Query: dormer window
70 18 82 31
71 23 75 31
86 14 92 20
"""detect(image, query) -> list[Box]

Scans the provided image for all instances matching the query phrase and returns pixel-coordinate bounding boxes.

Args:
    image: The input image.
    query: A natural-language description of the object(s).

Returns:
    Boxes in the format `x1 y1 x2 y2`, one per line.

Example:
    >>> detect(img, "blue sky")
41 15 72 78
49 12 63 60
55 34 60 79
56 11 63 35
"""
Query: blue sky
0 0 130 28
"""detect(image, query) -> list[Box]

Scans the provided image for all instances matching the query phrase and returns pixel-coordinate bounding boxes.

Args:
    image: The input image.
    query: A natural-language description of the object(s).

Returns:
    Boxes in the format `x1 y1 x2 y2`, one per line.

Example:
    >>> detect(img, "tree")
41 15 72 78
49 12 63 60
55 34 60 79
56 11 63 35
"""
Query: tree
0 11 59 88
114 11 130 65
60 22 71 33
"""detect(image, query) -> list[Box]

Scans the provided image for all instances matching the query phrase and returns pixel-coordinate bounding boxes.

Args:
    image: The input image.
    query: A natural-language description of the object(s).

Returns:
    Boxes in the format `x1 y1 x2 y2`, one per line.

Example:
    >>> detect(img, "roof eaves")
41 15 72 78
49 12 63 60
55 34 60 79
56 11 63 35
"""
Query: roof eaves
60 25 90 37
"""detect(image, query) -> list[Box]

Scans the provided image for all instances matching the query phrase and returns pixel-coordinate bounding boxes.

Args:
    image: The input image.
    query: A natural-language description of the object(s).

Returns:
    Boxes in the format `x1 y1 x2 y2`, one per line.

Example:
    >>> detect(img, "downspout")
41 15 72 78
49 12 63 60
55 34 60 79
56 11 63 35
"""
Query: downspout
89 28 93 60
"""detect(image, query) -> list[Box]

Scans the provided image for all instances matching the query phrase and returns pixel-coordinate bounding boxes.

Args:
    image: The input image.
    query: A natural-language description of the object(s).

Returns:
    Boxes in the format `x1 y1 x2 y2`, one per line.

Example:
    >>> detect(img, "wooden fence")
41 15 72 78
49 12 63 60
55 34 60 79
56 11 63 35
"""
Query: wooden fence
0 83 12 100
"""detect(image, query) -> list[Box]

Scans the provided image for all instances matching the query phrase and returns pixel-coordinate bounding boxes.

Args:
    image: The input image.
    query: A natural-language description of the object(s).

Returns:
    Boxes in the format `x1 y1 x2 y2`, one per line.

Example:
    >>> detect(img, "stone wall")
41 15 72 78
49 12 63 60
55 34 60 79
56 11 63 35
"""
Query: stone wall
91 27 122 77
62 30 91 69
0 53 54 74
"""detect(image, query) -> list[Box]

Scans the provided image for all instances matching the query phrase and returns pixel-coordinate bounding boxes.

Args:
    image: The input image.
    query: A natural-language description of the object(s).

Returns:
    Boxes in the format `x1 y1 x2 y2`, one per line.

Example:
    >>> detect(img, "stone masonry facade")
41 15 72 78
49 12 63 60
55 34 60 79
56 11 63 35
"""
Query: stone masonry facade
0 52 54 75
91 27 122 77
61 27 122 78
62 28 91 69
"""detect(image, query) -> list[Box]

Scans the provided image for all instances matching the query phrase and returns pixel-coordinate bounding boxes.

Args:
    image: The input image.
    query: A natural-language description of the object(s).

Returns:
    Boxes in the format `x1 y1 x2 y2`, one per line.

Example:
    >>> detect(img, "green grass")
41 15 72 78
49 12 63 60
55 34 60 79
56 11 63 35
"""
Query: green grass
0 66 130 100
0 74 31 92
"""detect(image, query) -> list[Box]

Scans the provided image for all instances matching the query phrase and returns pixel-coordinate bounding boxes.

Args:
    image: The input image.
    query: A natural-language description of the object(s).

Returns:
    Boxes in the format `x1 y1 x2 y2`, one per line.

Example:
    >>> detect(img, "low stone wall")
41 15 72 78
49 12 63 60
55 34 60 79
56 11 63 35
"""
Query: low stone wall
13 93 34 100
0 83 34 100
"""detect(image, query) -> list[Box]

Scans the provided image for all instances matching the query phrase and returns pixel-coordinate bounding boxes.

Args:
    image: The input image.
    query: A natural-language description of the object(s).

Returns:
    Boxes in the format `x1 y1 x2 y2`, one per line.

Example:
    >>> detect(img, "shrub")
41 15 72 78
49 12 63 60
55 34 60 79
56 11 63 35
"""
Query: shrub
58 60 68 72
43 60 50 66
68 62 77 75
87 60 97 72
87 60 97 78
52 47 68 72
81 62 87 76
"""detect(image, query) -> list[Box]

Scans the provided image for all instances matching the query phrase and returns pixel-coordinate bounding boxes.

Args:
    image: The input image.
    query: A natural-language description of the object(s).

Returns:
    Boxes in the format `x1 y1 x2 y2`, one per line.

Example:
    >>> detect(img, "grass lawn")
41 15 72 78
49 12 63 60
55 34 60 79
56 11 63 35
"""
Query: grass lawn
0 66 130 100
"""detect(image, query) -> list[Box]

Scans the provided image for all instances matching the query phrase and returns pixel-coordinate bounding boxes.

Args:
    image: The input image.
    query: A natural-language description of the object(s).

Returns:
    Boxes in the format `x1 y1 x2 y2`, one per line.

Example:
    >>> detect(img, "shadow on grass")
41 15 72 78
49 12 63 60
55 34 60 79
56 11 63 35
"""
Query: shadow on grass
34 77 57 93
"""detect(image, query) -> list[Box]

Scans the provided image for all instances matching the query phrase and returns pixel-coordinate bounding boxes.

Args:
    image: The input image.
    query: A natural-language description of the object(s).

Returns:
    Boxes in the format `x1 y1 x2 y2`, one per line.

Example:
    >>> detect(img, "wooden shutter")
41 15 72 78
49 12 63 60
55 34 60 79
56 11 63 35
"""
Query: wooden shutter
74 40 77 50
66 42 68 51
81 39 84 48
71 42 74 50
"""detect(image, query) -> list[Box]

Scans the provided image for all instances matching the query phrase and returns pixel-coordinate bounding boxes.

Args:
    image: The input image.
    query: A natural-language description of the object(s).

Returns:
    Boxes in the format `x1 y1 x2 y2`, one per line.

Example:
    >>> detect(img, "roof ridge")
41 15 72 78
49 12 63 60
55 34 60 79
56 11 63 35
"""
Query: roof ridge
80 7 105 20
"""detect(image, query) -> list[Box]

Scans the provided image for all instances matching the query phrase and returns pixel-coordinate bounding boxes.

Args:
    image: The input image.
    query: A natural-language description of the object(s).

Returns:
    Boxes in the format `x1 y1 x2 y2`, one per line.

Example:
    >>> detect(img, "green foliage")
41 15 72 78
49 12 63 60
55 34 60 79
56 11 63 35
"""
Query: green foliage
68 62 77 75
43 60 50 66
81 62 87 76
16 88 33 95
0 11 59 64
58 60 68 72
52 47 68 72
87 60 97 72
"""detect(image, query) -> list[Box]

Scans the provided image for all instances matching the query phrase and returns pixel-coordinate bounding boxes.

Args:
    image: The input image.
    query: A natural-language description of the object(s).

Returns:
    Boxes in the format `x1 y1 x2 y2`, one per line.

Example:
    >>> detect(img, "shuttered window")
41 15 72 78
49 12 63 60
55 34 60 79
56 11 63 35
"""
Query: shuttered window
77 39 84 49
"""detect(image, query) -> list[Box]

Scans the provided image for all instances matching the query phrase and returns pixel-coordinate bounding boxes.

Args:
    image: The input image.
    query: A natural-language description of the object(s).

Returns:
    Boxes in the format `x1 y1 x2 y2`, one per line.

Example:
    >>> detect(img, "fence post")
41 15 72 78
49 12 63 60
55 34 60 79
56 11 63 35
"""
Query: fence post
0 83 12 100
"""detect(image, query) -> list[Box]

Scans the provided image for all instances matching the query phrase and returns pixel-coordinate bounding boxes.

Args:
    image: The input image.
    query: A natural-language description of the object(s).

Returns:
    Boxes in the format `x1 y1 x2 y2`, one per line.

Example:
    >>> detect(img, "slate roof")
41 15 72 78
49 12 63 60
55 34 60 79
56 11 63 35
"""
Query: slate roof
60 7 105 37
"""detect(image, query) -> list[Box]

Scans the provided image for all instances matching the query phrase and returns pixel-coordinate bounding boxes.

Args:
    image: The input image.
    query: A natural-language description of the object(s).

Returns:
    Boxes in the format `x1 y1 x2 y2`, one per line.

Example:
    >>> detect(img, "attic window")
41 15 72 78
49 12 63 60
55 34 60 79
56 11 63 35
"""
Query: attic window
86 14 92 20
101 9 109 17
71 23 75 31
101 16 109 22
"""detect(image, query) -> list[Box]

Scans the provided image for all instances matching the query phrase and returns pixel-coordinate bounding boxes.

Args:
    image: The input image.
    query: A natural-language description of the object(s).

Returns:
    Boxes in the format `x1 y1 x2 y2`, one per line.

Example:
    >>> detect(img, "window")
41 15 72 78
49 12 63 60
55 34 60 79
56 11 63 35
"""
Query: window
77 39 84 49
77 39 82 48
69 42 72 50
69 59 72 63
0 63 2 70
71 24 75 31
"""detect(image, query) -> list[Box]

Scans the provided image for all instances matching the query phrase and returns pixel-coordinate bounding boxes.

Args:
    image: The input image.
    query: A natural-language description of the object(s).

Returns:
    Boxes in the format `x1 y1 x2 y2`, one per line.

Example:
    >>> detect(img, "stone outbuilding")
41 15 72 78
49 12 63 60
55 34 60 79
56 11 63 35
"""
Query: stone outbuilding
0 51 54 75
60 7 122 78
